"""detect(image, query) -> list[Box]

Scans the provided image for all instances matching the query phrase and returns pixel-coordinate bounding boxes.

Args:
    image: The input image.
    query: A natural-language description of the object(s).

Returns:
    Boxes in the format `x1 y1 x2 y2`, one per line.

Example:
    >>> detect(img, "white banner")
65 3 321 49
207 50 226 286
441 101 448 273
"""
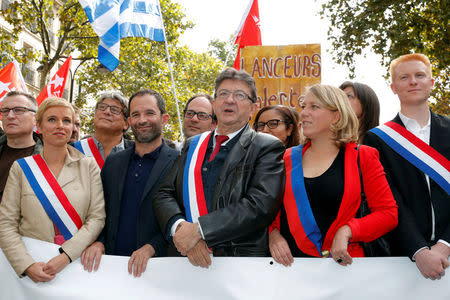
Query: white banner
1 237 449 300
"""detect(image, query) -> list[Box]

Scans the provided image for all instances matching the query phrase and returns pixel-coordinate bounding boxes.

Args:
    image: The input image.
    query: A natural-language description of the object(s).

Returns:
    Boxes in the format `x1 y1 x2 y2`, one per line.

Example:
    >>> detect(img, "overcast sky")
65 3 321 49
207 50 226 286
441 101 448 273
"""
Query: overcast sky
171 0 400 122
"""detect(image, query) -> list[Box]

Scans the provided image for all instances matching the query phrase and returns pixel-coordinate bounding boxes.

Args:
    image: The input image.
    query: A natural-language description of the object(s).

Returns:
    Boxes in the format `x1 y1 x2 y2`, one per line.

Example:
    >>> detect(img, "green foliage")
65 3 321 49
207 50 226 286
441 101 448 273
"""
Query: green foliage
208 35 237 67
321 0 449 115
1 0 225 139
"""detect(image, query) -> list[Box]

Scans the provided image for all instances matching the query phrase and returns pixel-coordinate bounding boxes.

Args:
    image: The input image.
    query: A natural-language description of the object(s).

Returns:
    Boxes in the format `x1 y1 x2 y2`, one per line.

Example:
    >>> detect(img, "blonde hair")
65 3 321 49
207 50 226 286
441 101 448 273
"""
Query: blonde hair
390 53 432 81
36 97 74 124
301 84 358 147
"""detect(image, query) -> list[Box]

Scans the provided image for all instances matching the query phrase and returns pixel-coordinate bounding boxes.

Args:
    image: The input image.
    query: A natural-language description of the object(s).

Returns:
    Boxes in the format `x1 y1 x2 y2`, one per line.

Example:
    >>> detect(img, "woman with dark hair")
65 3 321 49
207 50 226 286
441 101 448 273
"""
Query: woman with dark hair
339 81 380 142
253 105 300 148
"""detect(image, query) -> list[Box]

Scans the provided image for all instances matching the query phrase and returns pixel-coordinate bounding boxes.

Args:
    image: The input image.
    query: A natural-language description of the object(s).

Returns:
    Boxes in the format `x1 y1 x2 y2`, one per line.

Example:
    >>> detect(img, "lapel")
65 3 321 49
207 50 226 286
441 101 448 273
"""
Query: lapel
391 112 433 190
110 147 134 222
58 147 81 188
211 124 254 208
322 143 360 249
139 143 173 205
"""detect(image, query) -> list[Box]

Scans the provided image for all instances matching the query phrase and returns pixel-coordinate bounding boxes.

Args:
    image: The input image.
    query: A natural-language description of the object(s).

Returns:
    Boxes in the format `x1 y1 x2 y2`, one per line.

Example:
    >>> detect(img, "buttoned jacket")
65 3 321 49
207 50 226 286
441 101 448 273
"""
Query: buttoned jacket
0 146 105 276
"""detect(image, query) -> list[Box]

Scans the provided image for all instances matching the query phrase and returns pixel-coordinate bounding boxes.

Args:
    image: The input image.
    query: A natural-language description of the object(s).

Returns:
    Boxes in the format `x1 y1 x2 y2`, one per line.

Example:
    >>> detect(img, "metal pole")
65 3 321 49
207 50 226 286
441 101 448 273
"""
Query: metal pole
158 0 184 140
69 58 89 103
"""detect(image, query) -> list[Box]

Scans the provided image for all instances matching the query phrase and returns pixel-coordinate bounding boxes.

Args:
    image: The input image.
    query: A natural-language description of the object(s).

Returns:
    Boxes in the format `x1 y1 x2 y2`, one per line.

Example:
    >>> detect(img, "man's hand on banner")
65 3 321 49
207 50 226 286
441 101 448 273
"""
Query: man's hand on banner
173 221 202 255
186 240 212 268
269 229 294 266
81 241 105 272
25 262 55 282
415 248 449 280
128 244 156 277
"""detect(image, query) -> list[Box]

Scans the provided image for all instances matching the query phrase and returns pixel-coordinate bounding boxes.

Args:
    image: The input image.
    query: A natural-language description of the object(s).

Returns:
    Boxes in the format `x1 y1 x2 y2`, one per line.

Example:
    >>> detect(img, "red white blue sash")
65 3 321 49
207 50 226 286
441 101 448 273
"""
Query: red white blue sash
183 131 212 223
17 155 82 240
73 137 104 169
284 146 324 257
370 121 450 194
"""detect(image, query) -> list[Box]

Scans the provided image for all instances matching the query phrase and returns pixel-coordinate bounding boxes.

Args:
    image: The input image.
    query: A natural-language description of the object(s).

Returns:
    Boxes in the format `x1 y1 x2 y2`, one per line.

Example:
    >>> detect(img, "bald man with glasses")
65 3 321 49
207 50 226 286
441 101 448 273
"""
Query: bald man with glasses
182 94 216 139
0 91 43 201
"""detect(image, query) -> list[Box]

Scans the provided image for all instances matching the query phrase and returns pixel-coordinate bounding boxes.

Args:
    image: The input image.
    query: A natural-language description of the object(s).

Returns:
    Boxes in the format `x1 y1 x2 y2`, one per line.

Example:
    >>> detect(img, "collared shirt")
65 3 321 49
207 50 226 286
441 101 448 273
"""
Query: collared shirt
93 136 125 158
212 125 246 148
399 111 450 255
114 143 163 256
170 125 247 238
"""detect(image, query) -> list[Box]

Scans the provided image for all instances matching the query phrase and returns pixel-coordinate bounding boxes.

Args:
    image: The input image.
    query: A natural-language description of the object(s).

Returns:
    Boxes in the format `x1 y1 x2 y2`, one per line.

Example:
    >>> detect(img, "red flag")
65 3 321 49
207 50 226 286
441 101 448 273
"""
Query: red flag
233 0 262 70
36 56 72 105
0 61 28 103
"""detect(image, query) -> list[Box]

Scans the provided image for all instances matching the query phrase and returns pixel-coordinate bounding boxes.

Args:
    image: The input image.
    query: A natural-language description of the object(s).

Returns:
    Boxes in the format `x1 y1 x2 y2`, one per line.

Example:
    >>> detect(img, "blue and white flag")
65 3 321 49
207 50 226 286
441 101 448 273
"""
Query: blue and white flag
79 0 165 71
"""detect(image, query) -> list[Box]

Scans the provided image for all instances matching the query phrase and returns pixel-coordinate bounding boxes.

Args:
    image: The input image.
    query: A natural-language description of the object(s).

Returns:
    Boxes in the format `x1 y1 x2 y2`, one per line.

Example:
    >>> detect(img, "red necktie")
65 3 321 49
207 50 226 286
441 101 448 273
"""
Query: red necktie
208 135 229 162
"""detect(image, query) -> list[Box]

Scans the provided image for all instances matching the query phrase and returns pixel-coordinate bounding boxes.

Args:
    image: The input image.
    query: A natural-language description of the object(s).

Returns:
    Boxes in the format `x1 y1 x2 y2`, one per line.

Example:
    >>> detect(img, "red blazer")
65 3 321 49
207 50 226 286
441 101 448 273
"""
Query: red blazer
270 142 398 257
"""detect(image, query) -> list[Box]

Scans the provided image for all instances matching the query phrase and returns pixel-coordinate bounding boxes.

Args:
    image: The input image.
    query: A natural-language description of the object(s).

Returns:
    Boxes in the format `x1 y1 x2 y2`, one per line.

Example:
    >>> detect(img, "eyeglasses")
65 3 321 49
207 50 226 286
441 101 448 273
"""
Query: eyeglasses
215 89 254 102
96 103 123 115
0 106 36 117
254 119 287 131
184 110 212 121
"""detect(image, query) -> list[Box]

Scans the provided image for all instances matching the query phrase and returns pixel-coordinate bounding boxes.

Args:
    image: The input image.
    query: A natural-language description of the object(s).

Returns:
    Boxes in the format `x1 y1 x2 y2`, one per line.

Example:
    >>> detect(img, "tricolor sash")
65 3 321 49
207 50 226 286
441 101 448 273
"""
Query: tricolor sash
370 121 450 194
283 146 324 257
183 131 212 223
17 155 83 240
73 137 104 169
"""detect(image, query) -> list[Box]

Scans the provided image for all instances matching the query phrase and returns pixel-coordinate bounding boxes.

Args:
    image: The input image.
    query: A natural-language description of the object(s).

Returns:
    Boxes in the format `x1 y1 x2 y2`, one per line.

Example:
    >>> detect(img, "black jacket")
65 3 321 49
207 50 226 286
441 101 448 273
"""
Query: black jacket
364 112 450 258
153 124 285 256
98 142 179 256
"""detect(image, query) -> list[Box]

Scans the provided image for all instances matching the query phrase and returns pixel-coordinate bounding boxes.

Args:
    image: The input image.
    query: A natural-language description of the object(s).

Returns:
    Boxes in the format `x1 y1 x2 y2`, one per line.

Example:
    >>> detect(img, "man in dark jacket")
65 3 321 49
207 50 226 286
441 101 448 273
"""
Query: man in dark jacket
0 91 43 201
81 89 179 276
153 68 285 268
364 53 449 280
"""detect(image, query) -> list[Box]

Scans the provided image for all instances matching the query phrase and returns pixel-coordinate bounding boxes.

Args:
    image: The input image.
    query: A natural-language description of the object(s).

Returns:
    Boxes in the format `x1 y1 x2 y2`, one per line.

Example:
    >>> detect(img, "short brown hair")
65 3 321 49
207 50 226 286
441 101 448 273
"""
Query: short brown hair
390 53 432 81
214 68 257 103
5 91 37 110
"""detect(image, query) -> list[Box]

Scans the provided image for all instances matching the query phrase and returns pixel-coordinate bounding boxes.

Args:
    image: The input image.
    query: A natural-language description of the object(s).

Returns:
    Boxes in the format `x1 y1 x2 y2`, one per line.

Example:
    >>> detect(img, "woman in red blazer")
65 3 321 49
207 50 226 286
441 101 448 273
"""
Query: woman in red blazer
269 84 398 266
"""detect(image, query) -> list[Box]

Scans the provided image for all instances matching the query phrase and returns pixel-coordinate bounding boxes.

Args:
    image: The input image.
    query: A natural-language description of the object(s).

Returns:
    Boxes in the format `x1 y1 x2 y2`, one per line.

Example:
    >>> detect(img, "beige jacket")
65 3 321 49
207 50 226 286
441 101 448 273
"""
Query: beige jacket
0 146 105 276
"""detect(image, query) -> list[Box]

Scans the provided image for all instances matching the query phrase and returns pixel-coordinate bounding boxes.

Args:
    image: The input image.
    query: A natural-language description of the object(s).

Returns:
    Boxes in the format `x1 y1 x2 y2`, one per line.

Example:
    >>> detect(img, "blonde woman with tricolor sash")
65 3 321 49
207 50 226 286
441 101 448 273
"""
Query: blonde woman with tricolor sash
0 97 105 282
269 84 398 266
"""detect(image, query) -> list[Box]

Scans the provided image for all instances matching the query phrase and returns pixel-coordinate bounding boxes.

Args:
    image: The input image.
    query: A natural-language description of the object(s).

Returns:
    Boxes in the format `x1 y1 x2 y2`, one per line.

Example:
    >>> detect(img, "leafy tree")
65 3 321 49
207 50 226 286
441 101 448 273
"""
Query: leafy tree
0 0 95 89
321 0 449 114
208 35 237 68
1 0 224 139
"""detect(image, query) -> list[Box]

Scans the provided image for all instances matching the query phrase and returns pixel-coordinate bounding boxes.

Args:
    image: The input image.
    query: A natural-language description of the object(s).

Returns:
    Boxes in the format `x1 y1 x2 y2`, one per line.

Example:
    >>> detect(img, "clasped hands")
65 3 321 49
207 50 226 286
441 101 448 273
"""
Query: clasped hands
25 252 70 283
174 221 211 268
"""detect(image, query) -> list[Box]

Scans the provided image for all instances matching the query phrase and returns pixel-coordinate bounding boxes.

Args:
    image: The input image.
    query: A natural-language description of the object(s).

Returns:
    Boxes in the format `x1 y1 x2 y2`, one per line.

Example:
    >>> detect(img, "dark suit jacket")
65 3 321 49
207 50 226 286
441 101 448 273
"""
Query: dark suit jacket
154 124 285 256
364 111 450 258
98 142 179 256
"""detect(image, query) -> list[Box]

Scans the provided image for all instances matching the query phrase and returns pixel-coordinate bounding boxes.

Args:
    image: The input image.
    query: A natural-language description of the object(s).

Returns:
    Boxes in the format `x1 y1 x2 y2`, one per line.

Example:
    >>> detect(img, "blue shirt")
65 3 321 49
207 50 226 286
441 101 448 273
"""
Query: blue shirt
114 143 163 256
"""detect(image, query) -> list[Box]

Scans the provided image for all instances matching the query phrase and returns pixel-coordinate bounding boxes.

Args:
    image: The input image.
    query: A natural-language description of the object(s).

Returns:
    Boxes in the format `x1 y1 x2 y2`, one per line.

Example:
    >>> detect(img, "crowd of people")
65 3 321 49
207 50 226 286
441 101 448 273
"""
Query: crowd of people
0 53 448 283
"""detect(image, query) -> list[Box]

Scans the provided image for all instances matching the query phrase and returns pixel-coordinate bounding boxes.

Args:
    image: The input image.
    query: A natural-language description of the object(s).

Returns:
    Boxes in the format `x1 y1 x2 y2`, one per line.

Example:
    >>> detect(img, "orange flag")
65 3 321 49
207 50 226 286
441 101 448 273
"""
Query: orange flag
233 0 262 70
36 56 72 105
0 61 28 103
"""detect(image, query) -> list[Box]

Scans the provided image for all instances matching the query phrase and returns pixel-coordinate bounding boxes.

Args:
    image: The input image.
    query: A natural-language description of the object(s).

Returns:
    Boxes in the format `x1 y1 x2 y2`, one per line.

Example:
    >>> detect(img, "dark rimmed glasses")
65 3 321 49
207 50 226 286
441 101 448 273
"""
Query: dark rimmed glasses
96 103 123 115
184 110 212 121
0 106 36 117
254 119 287 131
215 89 254 102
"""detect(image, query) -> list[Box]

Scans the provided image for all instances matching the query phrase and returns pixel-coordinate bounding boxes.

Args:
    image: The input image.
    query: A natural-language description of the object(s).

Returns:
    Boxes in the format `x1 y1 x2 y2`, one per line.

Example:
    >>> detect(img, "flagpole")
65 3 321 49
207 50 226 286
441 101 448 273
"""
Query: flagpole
222 35 237 71
158 1 184 140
